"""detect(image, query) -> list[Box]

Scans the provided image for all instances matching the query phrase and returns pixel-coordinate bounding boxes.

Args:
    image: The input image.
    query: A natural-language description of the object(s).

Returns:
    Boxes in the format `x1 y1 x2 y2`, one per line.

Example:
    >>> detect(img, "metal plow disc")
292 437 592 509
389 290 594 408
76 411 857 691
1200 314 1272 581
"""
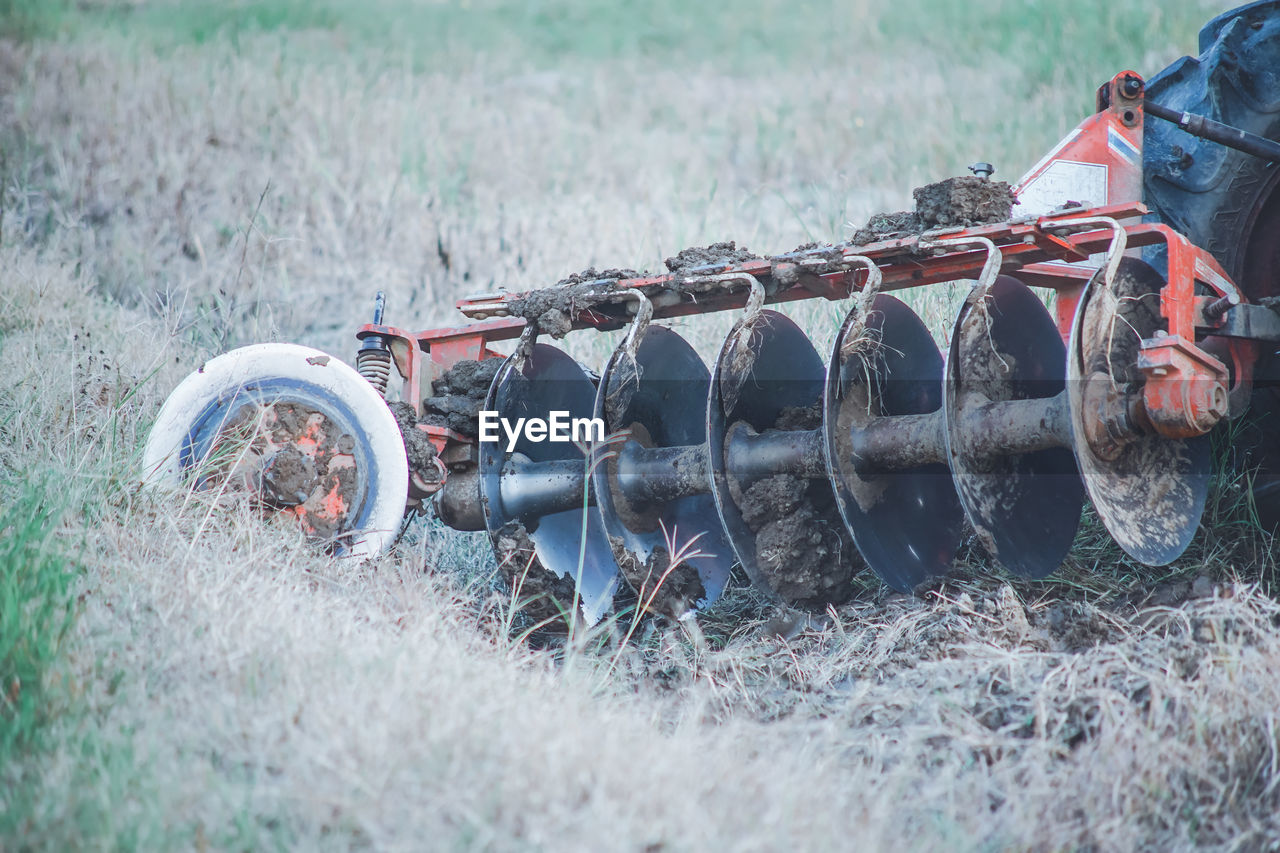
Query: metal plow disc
823 294 965 591
709 309 861 608
592 326 734 620
945 276 1084 578
479 343 620 626
1068 258 1212 566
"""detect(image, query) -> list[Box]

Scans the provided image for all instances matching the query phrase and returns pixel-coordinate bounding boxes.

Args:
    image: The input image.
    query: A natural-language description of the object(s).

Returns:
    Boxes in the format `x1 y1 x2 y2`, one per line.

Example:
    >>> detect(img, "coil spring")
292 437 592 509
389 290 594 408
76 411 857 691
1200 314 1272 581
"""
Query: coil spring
357 348 392 398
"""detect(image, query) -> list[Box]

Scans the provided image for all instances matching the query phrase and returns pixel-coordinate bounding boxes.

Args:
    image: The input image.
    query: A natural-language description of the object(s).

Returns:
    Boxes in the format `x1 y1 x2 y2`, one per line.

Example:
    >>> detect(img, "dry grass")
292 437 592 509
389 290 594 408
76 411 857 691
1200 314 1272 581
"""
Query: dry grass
6 1 1280 849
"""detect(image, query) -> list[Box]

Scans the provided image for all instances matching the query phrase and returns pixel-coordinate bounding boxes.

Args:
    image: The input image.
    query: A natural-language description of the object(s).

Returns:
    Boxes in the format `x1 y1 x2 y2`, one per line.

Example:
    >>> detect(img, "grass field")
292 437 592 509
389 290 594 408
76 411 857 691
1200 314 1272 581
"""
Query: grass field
7 0 1280 849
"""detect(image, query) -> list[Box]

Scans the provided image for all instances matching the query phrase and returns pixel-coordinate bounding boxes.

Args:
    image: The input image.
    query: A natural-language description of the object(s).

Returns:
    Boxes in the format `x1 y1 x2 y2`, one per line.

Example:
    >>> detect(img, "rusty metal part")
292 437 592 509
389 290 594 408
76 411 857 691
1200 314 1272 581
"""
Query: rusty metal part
1137 334 1230 437
436 467 484 531
368 64 1265 608
1197 299 1280 341
385 212 1256 464
1068 258 1211 566
408 461 448 501
1076 371 1149 462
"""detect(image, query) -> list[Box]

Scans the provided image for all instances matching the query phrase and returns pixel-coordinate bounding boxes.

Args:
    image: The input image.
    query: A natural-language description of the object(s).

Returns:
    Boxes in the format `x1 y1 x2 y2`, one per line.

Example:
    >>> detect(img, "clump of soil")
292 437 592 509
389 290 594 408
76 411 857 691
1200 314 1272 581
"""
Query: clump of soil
388 401 442 486
664 241 762 273
494 520 582 628
507 267 646 338
420 358 503 437
214 402 359 542
258 445 316 506
785 241 838 255
556 266 646 286
771 242 848 286
775 402 823 431
1034 600 1119 652
610 537 706 621
913 176 1015 228
735 402 857 609
851 211 923 245
851 176 1015 245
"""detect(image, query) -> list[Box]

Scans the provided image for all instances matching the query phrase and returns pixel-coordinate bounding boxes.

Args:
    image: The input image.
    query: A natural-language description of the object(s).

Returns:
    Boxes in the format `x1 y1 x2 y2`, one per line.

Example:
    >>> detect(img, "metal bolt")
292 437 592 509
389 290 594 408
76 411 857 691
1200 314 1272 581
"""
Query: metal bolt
1120 75 1142 99
1210 385 1229 419
968 162 995 179
1205 295 1235 320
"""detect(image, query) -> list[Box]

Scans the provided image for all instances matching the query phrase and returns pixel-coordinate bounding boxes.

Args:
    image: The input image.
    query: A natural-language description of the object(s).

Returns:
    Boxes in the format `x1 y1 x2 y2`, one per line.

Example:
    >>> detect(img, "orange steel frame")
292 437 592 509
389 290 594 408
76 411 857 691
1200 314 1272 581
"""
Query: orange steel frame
355 72 1255 457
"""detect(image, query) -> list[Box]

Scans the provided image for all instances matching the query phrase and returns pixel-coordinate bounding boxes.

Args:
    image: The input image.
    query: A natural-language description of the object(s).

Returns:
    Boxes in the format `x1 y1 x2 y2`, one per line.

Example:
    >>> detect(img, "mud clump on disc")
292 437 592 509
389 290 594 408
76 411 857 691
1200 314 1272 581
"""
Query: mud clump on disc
664 241 762 273
851 176 1015 245
610 537 706 621
388 401 442 487
494 520 582 629
735 403 857 609
774 402 823 431
420 358 503 438
507 268 645 338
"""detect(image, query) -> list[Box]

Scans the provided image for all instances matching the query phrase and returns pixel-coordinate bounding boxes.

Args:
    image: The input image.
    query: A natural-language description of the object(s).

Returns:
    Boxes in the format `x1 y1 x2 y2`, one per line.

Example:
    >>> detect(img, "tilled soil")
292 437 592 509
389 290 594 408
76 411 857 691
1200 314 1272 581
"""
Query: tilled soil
388 401 442 486
610 537 706 621
851 176 1015 245
735 404 857 609
913 176 1015 227
664 241 763 273
420 357 503 437
506 267 647 338
556 266 646 285
494 520 582 628
214 402 360 541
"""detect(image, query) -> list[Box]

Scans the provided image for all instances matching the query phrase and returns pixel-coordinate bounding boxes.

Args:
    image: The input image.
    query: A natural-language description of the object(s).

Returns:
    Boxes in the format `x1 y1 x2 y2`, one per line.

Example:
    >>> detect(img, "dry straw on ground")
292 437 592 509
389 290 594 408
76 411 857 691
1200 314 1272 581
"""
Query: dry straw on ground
5 2 1280 849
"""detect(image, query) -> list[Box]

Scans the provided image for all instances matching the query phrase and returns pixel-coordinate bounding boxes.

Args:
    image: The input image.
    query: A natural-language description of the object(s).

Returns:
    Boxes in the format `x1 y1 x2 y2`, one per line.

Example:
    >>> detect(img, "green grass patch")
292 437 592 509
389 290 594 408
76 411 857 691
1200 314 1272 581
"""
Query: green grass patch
880 0 1212 92
0 0 70 40
0 482 79 838
65 0 1210 80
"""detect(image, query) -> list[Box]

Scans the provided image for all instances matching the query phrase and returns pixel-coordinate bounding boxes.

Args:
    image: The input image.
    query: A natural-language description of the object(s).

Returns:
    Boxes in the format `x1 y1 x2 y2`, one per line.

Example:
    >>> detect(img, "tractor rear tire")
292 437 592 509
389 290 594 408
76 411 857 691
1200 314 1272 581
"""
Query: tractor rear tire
1144 0 1280 526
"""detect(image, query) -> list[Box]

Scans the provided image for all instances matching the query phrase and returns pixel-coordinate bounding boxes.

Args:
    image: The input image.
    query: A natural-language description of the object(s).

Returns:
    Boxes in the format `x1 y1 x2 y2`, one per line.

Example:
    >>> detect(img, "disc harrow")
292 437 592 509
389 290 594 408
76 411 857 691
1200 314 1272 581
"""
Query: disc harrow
143 3 1280 630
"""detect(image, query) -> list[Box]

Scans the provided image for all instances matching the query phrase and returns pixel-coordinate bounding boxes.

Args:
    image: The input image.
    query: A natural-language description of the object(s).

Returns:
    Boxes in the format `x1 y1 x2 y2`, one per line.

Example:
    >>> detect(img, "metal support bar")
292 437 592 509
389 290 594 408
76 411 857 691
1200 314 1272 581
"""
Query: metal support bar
960 392 1071 459
613 441 710 507
1198 301 1280 342
499 456 590 520
849 410 946 475
1145 100 1280 163
849 393 1072 476
724 423 827 488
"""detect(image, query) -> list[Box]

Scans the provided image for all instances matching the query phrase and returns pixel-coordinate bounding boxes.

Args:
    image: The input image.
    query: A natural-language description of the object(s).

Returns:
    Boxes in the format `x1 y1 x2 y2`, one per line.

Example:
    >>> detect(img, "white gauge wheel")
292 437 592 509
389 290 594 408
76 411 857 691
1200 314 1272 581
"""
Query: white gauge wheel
142 343 409 559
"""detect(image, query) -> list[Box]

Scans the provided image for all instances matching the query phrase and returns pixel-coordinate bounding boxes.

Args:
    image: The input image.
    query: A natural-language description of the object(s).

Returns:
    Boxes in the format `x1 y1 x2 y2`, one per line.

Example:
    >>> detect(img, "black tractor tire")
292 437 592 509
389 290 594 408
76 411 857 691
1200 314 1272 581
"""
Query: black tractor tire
1143 1 1280 527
